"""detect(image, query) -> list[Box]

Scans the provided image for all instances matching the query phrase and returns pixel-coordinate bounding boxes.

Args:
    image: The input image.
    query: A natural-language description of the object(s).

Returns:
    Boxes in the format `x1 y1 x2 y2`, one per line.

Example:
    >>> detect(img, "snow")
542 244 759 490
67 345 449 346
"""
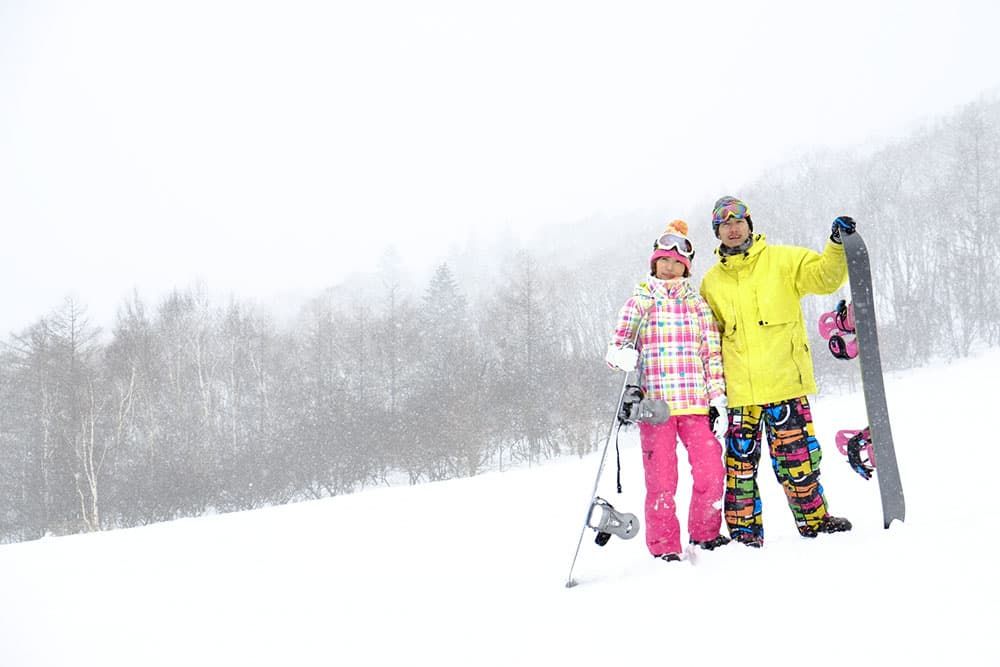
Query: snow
1 350 998 666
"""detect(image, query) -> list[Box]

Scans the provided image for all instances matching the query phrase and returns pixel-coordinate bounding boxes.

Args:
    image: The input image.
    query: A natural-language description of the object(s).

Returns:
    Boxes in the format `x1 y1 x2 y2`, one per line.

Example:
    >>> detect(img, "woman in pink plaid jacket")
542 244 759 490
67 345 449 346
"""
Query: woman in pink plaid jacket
605 220 730 562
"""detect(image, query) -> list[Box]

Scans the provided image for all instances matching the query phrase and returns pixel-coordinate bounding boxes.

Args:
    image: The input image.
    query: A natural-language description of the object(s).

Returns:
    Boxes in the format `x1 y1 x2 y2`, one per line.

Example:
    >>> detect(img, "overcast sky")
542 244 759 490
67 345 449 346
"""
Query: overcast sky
2 0 998 334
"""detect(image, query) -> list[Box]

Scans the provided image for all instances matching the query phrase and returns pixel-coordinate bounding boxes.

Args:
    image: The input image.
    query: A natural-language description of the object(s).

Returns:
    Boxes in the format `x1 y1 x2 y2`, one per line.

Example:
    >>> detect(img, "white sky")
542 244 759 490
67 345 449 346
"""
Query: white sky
2 0 999 333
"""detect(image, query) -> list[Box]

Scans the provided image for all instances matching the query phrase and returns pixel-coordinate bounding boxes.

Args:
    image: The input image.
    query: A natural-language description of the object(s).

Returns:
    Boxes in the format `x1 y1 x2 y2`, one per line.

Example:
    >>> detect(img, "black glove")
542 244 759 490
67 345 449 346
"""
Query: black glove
830 216 857 244
708 405 720 431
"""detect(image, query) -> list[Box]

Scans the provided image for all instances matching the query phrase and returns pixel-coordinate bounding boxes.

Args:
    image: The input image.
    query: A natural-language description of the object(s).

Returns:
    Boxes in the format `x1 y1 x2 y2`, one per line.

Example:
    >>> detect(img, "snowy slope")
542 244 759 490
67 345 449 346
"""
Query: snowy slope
1 351 998 667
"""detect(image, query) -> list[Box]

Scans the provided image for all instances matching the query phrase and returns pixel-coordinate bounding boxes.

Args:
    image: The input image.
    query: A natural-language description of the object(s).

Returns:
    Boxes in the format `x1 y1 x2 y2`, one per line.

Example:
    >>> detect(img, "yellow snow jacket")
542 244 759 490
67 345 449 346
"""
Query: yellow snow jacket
699 234 847 408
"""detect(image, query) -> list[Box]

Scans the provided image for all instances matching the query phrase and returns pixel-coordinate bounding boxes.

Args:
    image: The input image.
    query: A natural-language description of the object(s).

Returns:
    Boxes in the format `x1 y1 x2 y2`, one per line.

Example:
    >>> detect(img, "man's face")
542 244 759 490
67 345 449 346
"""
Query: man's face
718 217 750 248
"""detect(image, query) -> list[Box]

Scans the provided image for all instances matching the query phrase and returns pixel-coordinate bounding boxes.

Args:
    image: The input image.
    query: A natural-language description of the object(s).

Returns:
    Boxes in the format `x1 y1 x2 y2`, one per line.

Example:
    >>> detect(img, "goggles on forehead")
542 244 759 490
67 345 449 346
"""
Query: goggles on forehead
653 233 694 258
712 201 749 226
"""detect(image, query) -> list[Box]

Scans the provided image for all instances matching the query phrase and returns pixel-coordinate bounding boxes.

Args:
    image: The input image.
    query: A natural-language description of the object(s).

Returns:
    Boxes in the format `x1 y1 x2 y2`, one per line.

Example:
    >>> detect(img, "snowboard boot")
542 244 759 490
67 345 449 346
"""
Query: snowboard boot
690 534 731 551
654 553 682 562
819 515 853 533
799 515 853 538
731 531 763 548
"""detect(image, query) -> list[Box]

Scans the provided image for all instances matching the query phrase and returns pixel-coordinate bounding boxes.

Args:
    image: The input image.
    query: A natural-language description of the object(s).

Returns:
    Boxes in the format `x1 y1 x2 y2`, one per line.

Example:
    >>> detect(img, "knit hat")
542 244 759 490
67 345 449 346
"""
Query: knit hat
649 219 694 276
711 196 753 238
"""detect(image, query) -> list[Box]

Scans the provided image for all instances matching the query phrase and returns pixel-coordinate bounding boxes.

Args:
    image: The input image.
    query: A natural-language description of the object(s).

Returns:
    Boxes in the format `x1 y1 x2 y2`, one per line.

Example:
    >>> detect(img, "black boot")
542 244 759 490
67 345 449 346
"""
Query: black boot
731 531 763 548
654 553 682 562
818 515 852 533
690 534 731 551
800 515 852 537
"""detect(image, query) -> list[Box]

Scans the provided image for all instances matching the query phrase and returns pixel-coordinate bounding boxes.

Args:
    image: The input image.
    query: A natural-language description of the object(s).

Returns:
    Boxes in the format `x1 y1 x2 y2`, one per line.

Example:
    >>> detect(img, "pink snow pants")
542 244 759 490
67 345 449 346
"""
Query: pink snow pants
638 414 725 556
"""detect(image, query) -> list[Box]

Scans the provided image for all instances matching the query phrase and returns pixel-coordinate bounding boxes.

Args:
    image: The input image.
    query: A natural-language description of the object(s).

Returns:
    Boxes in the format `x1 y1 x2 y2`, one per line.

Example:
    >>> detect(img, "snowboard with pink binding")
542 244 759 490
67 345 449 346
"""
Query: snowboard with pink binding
822 232 905 528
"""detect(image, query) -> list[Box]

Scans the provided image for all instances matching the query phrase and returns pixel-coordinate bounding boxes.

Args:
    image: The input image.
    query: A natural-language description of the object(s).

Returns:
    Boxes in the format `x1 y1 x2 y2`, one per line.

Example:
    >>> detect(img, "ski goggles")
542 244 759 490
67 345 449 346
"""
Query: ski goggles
653 233 694 257
712 200 749 226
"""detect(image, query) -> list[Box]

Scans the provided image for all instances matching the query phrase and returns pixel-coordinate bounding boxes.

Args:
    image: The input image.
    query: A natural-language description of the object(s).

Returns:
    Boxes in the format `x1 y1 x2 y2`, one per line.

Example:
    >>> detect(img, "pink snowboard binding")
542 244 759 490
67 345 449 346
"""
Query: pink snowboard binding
835 427 875 480
818 299 858 360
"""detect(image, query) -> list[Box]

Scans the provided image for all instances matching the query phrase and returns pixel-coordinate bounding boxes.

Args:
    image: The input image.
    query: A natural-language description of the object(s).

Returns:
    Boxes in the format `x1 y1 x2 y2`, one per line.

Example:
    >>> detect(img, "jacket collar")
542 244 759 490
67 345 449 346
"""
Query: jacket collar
635 276 691 300
715 233 767 269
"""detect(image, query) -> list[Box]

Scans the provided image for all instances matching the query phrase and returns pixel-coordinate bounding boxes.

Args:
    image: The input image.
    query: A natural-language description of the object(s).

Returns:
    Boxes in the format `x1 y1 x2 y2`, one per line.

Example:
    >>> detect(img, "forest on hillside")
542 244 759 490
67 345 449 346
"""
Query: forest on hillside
2 96 997 542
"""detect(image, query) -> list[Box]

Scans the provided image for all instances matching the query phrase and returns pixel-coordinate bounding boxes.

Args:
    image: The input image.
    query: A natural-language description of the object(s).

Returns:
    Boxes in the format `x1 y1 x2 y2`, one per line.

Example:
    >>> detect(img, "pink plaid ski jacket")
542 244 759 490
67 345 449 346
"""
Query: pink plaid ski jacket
610 277 725 416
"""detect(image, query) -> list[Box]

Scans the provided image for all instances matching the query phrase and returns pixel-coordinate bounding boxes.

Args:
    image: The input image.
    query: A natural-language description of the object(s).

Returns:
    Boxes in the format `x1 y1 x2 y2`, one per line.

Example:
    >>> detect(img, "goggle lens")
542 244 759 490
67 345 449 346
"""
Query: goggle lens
712 202 748 225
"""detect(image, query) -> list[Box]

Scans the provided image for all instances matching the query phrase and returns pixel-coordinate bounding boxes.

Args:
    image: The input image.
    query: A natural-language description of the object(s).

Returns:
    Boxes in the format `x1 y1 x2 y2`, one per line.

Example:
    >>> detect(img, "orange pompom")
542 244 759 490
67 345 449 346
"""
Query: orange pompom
665 219 688 236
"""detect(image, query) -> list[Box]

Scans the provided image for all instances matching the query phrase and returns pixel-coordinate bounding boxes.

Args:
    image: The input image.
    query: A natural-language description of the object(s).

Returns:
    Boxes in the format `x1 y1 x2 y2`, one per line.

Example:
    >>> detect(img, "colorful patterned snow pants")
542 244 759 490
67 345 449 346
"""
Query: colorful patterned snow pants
638 415 725 556
723 396 830 541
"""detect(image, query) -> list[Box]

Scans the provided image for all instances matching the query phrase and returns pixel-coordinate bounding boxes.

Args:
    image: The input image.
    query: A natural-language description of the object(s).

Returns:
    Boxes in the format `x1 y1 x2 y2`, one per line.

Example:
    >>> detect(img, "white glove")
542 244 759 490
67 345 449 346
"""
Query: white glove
709 396 728 441
605 344 639 372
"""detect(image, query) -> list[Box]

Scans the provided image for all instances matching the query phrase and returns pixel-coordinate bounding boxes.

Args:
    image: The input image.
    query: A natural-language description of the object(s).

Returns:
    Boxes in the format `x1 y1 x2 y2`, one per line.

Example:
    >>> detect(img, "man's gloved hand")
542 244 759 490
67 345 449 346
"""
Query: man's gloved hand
605 344 639 372
830 215 857 244
708 396 728 441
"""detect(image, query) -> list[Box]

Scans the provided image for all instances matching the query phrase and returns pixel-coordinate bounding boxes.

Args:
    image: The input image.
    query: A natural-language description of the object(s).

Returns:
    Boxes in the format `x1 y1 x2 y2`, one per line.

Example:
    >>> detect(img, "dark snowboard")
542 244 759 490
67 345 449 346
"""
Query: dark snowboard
842 231 905 528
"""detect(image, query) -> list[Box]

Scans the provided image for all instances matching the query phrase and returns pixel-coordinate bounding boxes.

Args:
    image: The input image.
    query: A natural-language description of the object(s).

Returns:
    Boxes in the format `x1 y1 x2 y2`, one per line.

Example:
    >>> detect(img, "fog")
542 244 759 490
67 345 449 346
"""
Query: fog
2 0 999 333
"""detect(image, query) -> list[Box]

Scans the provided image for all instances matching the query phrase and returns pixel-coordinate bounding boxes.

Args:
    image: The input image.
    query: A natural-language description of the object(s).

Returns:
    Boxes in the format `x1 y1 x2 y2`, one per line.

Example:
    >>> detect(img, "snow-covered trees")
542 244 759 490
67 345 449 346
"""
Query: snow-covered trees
1 96 998 542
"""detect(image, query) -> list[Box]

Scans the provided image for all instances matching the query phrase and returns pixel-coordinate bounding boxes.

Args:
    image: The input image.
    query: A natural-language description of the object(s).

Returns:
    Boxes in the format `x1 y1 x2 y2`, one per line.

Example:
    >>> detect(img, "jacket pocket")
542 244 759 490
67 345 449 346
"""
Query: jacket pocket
755 293 799 327
790 335 806 385
723 317 737 339
753 272 800 326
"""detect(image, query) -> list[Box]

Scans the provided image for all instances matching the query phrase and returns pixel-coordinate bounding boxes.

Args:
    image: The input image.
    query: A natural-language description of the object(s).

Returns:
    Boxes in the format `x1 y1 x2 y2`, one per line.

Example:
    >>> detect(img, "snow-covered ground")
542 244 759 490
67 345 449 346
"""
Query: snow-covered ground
1 350 998 667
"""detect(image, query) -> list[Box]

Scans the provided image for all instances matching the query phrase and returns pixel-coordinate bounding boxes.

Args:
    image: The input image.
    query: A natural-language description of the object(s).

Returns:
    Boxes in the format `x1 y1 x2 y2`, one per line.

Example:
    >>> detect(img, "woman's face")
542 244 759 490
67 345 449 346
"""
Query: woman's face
654 256 686 280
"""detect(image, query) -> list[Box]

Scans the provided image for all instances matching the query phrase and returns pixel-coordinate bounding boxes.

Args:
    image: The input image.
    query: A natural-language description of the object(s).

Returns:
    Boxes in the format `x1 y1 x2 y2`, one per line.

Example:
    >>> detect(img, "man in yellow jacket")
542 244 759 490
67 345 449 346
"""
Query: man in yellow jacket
700 196 857 547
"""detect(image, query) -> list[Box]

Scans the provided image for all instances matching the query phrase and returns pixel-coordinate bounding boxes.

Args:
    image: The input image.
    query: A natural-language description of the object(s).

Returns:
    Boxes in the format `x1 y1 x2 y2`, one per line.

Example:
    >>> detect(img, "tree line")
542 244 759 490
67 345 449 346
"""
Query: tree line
0 257 621 542
1 95 998 543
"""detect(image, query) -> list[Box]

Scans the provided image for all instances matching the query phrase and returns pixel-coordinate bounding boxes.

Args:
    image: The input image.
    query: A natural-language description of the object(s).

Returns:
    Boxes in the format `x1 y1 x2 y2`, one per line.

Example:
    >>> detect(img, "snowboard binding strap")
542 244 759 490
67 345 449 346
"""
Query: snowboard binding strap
618 385 669 426
587 497 639 546
819 300 859 360
835 427 876 480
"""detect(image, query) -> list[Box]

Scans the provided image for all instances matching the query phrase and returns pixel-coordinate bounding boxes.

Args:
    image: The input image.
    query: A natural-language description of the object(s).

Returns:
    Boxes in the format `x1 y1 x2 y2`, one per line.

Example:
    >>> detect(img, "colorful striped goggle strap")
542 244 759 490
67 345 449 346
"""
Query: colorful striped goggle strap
712 200 749 226
653 233 694 257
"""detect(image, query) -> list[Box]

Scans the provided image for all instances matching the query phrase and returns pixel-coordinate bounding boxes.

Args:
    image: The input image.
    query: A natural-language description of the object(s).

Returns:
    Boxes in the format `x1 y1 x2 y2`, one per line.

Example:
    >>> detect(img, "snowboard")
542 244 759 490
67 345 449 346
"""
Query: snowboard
841 231 905 528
